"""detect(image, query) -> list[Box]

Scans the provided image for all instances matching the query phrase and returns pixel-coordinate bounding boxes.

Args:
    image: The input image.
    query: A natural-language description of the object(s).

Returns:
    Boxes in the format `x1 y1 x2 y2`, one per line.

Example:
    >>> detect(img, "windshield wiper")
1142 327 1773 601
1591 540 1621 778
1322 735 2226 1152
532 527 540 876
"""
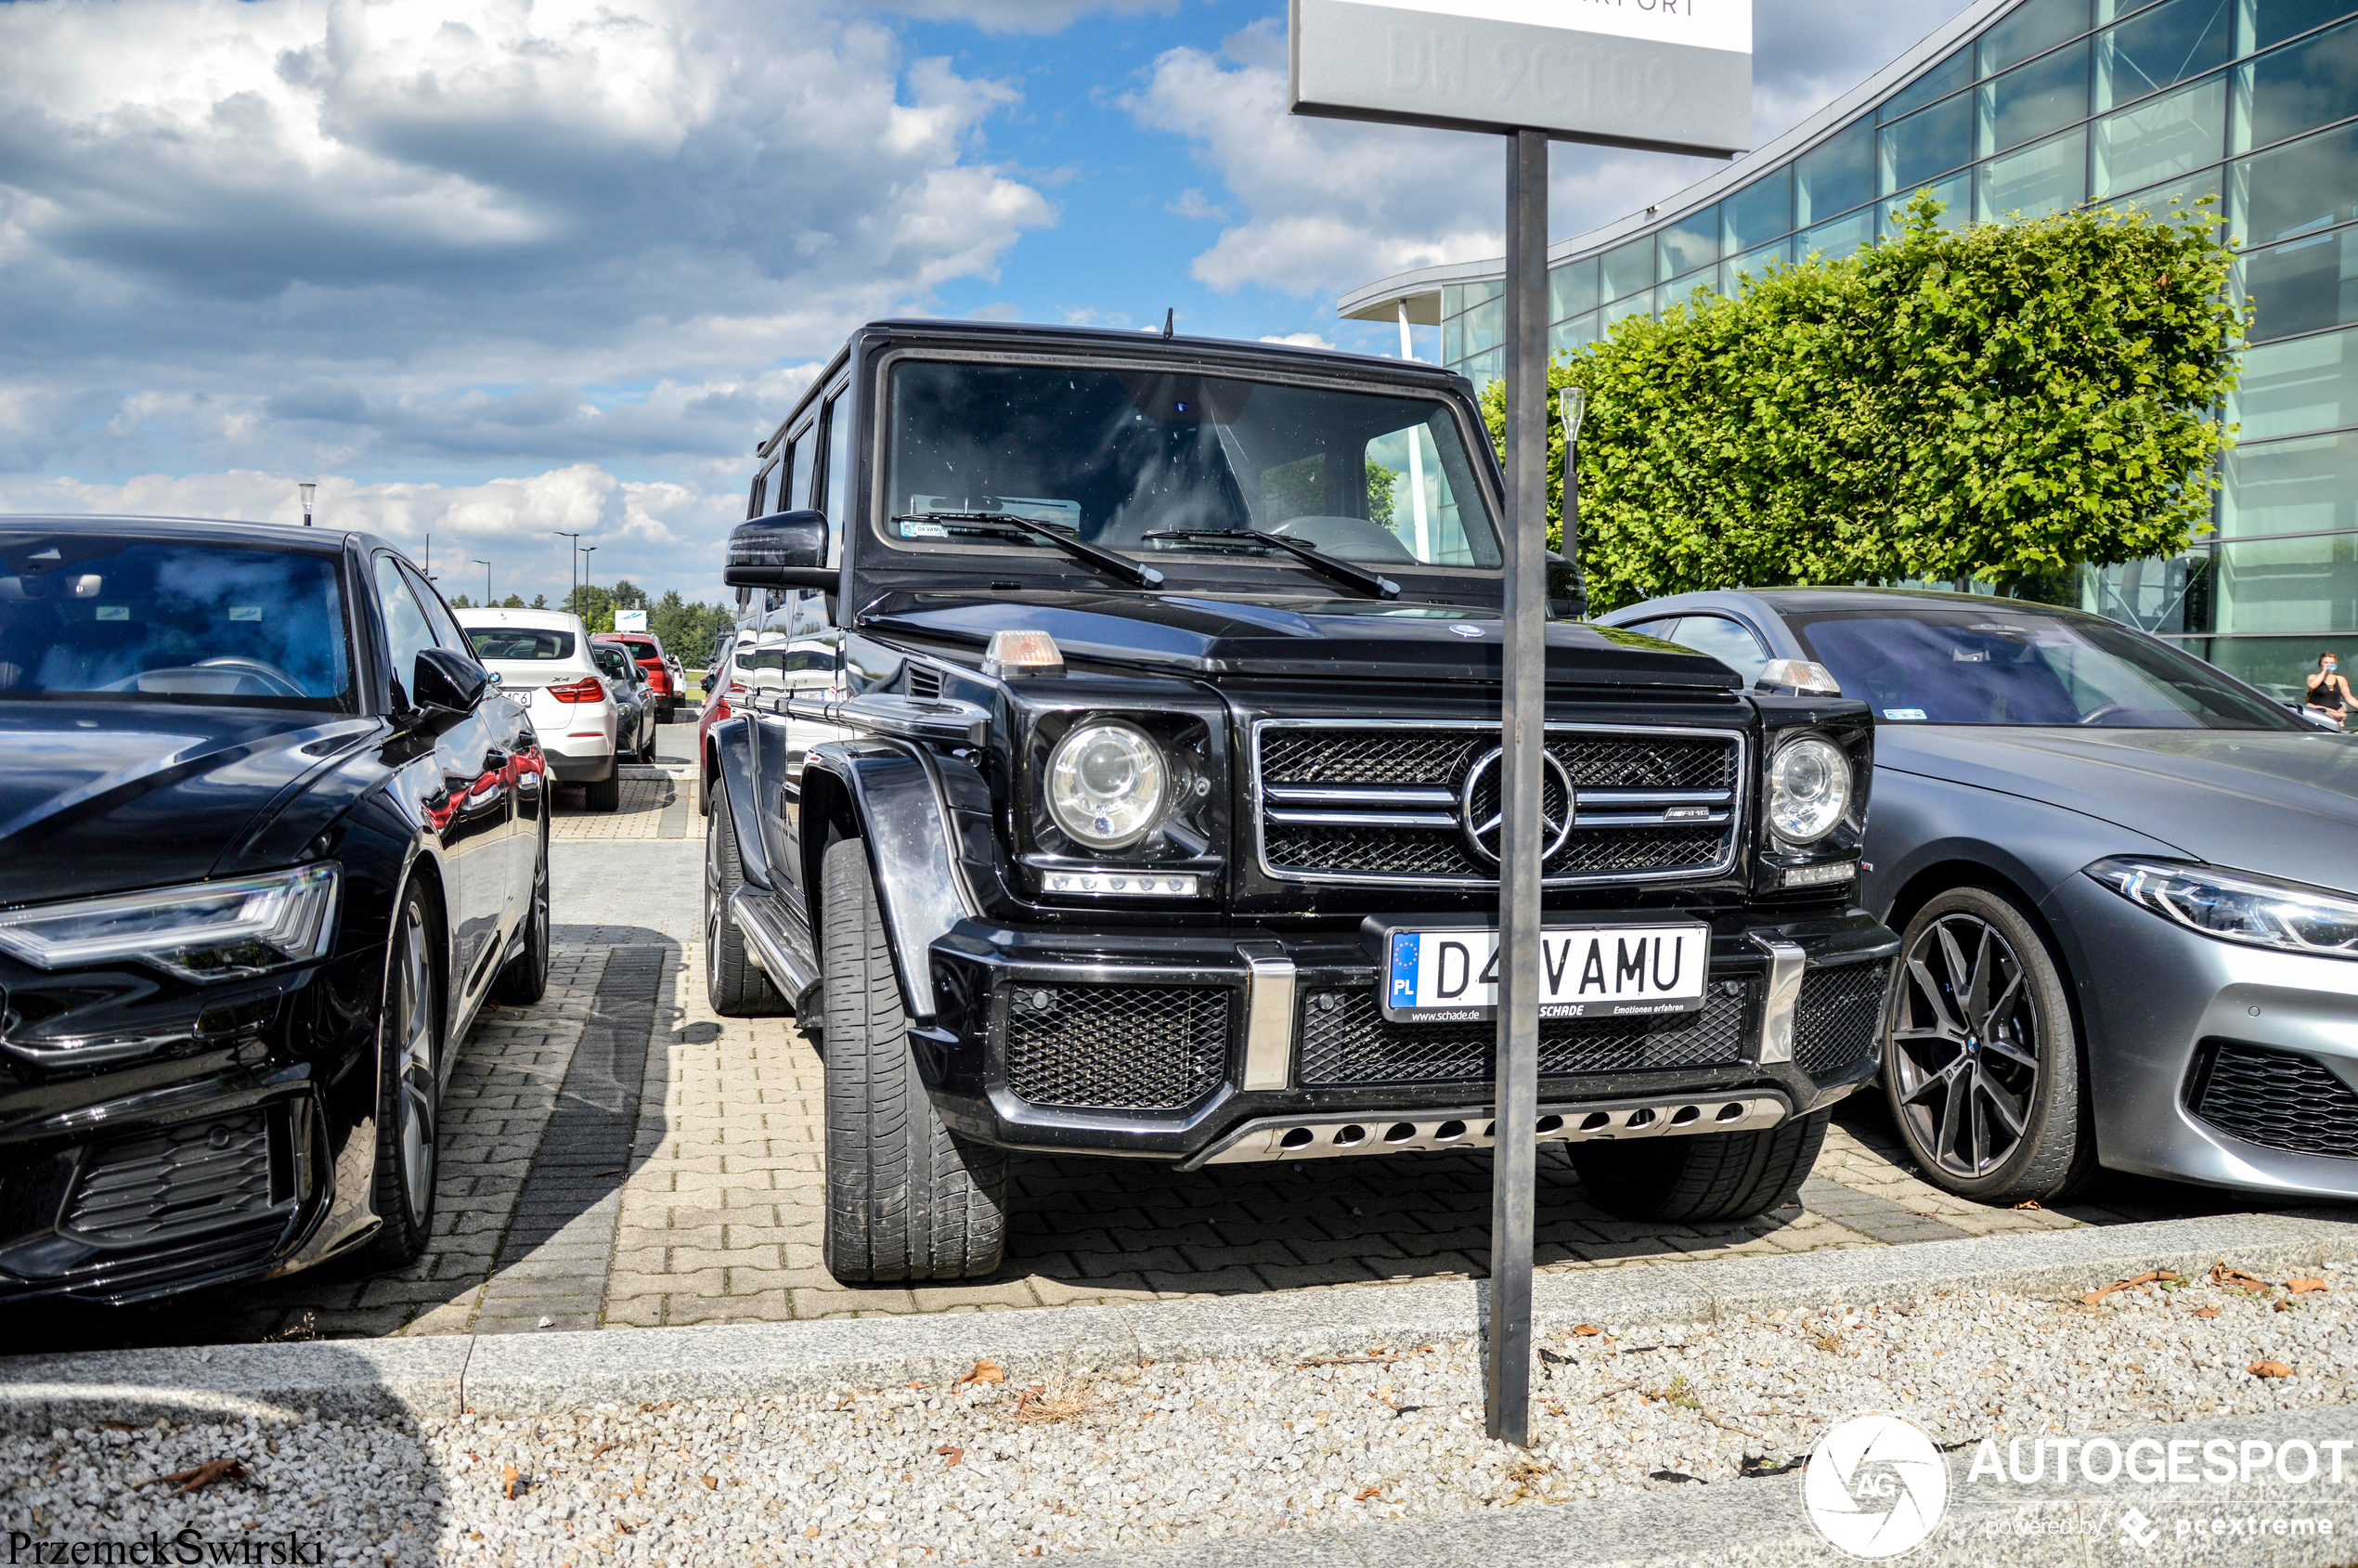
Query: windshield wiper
893 512 1163 590
1141 530 1400 600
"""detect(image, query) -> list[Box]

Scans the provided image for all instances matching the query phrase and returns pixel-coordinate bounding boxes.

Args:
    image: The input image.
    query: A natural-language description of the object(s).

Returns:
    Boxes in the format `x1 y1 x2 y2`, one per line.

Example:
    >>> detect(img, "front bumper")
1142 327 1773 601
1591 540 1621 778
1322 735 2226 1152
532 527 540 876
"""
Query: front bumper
0 954 366 1305
2046 874 2358 1199
915 908 1898 1162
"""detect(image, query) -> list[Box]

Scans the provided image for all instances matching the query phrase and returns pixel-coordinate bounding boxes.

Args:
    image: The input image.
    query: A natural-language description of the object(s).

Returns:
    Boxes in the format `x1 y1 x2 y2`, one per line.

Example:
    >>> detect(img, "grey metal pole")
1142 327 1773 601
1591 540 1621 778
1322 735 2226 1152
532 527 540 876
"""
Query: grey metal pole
1485 124 1549 1449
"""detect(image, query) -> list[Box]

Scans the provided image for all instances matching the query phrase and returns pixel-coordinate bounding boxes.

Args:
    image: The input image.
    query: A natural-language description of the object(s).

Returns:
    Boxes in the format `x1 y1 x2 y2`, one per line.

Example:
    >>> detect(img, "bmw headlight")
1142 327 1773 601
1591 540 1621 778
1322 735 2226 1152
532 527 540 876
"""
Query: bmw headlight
1046 722 1167 849
0 863 341 981
2088 858 2358 959
1768 736 1851 845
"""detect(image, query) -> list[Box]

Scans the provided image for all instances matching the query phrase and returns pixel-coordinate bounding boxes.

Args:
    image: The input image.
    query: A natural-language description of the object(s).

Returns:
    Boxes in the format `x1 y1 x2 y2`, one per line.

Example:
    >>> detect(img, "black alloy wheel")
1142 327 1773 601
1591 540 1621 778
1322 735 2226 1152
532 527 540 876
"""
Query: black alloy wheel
1883 887 2092 1205
362 882 444 1268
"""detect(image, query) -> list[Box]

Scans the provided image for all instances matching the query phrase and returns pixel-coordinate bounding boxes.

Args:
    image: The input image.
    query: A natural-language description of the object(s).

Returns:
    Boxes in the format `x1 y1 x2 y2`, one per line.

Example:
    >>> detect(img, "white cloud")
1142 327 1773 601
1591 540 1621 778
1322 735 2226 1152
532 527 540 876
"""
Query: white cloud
0 0 1055 495
1124 3 1976 299
871 0 1179 32
1258 331 1335 349
0 462 744 603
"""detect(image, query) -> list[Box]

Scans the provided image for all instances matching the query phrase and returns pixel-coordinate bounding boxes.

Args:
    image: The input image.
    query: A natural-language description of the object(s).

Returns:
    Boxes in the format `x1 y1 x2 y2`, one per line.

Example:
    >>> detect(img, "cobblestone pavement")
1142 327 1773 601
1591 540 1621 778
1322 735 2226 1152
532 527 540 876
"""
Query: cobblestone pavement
6 723 2266 1350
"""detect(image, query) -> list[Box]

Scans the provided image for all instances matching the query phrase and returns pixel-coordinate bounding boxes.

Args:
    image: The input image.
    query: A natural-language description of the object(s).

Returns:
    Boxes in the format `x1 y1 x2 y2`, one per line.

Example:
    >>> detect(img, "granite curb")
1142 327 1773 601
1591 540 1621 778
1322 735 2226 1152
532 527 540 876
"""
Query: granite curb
6 1209 2355 1428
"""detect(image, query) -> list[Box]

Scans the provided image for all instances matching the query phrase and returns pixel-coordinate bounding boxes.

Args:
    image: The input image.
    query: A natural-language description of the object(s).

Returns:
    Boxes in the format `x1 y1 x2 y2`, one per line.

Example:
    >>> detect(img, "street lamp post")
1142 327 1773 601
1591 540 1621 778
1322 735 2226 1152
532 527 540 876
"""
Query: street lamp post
550 531 584 608
299 482 316 528
473 559 492 606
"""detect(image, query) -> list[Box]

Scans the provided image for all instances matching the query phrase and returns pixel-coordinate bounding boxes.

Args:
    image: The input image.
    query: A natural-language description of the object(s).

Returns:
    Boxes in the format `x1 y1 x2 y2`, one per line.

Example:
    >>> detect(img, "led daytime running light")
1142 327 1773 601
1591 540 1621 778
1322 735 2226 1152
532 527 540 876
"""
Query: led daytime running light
2088 858 2358 960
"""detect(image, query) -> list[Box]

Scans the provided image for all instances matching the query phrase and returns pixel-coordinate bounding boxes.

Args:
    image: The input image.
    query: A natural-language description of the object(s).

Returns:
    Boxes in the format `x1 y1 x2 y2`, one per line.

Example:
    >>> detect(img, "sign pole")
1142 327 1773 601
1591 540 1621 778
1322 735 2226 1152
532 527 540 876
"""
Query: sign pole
1485 124 1550 1448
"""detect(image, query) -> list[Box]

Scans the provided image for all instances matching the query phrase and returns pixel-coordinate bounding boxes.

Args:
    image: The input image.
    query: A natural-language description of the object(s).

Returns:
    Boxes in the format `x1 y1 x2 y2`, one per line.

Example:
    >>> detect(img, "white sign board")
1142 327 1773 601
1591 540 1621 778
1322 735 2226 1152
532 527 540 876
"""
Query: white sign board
615 609 649 632
1290 0 1752 156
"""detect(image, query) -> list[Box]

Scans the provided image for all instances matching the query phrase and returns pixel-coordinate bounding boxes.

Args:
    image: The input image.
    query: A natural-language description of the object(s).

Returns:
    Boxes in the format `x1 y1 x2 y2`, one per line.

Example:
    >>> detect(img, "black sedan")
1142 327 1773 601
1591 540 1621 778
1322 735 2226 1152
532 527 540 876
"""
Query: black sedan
1600 587 2358 1208
0 515 550 1303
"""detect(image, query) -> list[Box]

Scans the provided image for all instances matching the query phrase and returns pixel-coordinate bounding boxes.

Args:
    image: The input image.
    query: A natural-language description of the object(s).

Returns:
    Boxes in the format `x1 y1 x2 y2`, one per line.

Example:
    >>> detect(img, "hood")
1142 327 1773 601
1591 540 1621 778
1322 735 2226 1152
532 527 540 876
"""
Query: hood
1877 725 2358 889
0 704 376 908
861 590 1743 691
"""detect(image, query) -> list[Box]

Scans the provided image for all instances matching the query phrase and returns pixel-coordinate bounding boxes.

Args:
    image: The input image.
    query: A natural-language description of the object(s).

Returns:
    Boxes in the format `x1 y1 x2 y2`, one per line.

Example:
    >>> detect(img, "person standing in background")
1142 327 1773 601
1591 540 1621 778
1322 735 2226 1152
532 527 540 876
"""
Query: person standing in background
2305 652 2353 728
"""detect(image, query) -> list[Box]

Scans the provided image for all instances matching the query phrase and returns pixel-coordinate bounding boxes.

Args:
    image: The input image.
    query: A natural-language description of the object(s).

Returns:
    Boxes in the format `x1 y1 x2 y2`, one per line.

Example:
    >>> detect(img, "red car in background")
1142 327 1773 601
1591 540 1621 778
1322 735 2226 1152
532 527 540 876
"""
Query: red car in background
602 630 680 721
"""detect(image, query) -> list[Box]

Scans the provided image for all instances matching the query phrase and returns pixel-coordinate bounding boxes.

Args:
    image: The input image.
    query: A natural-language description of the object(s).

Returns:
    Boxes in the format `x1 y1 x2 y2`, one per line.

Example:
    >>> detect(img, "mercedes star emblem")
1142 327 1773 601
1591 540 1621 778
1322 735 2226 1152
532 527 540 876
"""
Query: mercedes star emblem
1458 746 1576 865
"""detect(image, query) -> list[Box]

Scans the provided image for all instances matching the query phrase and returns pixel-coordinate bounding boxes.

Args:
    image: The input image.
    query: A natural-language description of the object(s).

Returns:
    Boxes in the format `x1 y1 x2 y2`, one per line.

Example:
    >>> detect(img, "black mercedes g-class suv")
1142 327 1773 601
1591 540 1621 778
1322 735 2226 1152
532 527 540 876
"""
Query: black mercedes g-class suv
702 320 1898 1283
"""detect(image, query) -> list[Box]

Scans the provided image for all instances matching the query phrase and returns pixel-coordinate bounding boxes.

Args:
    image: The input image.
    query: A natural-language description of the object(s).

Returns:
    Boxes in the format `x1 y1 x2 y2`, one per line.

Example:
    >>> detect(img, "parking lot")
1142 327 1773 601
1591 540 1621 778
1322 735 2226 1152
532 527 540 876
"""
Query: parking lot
3 720 2253 1353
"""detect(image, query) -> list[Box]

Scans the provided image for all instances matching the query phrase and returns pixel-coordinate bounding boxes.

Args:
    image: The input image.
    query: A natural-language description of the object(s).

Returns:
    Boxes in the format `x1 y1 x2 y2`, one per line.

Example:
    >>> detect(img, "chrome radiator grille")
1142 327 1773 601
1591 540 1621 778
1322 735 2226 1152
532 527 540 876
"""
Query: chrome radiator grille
1253 720 1743 886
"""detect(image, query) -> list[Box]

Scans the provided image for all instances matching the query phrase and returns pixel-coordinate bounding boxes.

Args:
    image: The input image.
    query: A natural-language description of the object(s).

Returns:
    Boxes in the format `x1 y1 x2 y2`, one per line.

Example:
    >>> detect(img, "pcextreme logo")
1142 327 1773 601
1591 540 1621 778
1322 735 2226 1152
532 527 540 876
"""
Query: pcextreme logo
1801 1412 1952 1559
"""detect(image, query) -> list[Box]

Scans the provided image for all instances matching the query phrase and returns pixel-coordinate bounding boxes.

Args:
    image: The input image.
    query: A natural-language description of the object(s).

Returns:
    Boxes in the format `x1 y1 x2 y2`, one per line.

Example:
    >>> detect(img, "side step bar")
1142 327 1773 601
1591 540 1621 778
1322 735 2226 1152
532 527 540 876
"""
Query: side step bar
1185 1091 1792 1169
729 888 822 1009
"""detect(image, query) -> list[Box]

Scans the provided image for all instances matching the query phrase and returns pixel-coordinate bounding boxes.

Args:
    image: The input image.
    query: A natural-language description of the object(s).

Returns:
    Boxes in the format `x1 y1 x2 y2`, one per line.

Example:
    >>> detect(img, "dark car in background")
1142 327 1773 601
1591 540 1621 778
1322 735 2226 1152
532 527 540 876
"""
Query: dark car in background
0 515 551 1304
602 629 680 722
590 635 658 763
1600 587 2358 1207
702 320 1900 1284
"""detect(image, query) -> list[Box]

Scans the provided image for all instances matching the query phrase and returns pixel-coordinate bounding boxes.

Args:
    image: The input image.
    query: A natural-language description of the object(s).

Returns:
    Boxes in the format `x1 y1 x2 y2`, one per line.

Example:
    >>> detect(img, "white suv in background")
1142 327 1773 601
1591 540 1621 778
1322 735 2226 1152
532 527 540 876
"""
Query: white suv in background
458 607 620 811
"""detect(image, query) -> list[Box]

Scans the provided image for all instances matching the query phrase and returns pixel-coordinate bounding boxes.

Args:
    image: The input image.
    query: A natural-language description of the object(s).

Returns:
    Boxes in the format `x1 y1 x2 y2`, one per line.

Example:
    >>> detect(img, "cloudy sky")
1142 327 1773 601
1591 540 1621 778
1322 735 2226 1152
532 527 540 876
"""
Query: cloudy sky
0 0 1969 606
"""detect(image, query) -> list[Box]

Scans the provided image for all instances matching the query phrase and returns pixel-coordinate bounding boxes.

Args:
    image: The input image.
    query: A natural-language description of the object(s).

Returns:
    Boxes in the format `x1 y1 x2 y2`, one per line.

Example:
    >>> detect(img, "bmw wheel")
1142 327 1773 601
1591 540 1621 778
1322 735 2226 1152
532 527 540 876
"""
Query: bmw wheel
1882 887 2094 1206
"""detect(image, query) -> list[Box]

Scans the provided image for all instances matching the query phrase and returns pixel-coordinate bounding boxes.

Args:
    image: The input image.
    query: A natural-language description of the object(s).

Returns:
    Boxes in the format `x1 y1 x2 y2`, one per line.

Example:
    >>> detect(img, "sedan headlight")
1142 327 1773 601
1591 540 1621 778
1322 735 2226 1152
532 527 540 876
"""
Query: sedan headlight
1767 735 1851 845
1046 721 1167 849
0 863 340 981
2088 858 2358 959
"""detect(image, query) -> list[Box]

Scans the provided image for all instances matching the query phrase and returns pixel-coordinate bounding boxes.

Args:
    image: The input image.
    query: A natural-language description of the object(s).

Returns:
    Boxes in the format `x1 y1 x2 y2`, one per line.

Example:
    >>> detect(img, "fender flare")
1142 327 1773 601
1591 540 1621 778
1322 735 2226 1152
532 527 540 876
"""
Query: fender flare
707 713 777 890
801 738 979 1024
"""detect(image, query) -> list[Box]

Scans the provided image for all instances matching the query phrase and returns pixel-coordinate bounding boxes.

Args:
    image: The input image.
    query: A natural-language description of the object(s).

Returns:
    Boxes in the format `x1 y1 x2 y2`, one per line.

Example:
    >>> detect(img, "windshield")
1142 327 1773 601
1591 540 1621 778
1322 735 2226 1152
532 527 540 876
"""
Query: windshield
882 360 1501 571
0 534 352 708
469 627 576 662
1787 607 2304 730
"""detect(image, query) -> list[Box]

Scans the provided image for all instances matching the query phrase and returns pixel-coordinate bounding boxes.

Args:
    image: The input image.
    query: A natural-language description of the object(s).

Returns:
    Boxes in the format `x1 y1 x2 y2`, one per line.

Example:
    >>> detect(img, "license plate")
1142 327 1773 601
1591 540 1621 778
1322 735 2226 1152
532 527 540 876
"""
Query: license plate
1382 923 1711 1022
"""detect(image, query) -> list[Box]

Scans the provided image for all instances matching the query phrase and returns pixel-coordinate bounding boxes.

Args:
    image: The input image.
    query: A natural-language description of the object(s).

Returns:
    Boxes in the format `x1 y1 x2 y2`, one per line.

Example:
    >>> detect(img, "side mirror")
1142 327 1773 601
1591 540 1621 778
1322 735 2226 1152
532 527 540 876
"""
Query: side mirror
725 510 834 590
411 646 493 725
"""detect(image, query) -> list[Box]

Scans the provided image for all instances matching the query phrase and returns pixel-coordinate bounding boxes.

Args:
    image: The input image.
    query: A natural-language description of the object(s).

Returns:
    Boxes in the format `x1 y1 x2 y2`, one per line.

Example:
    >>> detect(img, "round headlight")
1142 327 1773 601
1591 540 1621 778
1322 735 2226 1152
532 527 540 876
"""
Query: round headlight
1046 722 1168 849
1768 736 1851 844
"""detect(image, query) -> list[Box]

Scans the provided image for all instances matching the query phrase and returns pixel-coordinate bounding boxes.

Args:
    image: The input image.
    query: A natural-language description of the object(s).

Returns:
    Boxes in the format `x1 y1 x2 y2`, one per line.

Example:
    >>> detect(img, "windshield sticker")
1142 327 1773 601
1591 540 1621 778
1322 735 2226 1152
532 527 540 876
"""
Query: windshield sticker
97 605 129 621
228 605 263 621
1883 707 1927 720
897 519 950 538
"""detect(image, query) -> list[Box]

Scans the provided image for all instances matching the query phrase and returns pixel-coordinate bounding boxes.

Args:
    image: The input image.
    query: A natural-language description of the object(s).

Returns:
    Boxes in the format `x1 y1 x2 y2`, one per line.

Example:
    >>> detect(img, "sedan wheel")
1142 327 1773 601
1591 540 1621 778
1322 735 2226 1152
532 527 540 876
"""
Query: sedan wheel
1883 886 2092 1206
363 882 444 1268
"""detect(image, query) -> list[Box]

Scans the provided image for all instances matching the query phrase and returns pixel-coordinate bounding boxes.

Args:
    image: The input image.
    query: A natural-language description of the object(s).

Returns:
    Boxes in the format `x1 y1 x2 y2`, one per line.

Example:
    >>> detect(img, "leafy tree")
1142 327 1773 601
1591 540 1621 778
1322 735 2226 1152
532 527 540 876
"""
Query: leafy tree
564 583 614 631
446 593 474 609
650 588 735 666
1367 460 1396 529
499 592 527 608
1483 196 2243 611
530 593 548 609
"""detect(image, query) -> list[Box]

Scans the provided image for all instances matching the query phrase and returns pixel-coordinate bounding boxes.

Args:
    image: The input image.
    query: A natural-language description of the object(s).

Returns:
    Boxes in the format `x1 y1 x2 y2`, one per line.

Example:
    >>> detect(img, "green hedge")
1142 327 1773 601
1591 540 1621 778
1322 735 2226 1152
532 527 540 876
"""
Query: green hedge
1482 195 2244 613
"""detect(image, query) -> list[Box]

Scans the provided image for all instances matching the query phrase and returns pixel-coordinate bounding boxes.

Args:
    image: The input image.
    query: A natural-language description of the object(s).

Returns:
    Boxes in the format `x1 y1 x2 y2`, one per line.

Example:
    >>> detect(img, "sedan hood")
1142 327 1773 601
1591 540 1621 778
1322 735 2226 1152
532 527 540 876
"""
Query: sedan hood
861 590 1743 691
1877 725 2358 888
0 704 373 908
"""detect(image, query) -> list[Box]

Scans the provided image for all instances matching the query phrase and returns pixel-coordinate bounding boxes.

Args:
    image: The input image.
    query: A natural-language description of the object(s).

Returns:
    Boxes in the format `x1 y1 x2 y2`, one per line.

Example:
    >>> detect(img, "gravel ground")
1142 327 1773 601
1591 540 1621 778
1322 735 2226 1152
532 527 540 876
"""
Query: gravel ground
7 1258 2356 1566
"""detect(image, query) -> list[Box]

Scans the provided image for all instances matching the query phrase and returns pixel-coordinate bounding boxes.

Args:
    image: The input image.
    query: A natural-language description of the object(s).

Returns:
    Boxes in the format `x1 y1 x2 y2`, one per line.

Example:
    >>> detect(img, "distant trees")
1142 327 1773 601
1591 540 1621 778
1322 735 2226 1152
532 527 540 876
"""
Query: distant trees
1482 195 2244 611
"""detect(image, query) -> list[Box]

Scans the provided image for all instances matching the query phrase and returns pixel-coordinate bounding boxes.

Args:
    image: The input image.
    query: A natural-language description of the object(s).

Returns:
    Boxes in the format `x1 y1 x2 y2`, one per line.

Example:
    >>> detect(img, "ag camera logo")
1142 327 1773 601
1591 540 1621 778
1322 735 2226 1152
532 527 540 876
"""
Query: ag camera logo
1802 1412 1951 1559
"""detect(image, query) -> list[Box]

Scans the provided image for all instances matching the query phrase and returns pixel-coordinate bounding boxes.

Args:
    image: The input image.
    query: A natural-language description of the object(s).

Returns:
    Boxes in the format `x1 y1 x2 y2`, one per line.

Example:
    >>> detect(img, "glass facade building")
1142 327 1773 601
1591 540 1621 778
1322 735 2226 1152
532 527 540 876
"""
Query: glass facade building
1340 0 2358 703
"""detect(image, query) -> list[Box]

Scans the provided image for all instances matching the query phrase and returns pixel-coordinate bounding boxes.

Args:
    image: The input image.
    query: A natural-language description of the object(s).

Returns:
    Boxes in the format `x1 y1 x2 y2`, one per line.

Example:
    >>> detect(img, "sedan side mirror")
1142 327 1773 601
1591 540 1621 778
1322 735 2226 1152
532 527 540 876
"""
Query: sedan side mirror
411 646 494 727
724 510 835 590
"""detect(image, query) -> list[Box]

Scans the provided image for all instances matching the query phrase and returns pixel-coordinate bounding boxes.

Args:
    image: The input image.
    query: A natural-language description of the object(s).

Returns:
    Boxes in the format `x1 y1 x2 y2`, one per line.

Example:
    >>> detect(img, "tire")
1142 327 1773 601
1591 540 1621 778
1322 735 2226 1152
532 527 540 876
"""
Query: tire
1882 886 2096 1205
492 817 551 1006
359 879 444 1270
821 837 1005 1282
584 770 621 812
1569 1109 1831 1224
704 781 784 1016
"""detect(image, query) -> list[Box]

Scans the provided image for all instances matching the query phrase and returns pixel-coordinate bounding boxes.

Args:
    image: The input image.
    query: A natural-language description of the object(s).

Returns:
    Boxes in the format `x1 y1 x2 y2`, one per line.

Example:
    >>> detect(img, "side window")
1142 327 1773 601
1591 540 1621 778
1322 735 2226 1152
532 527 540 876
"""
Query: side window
747 464 772 520
784 426 815 511
400 563 468 653
374 555 439 708
1667 615 1772 685
1622 617 1680 641
820 388 850 566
